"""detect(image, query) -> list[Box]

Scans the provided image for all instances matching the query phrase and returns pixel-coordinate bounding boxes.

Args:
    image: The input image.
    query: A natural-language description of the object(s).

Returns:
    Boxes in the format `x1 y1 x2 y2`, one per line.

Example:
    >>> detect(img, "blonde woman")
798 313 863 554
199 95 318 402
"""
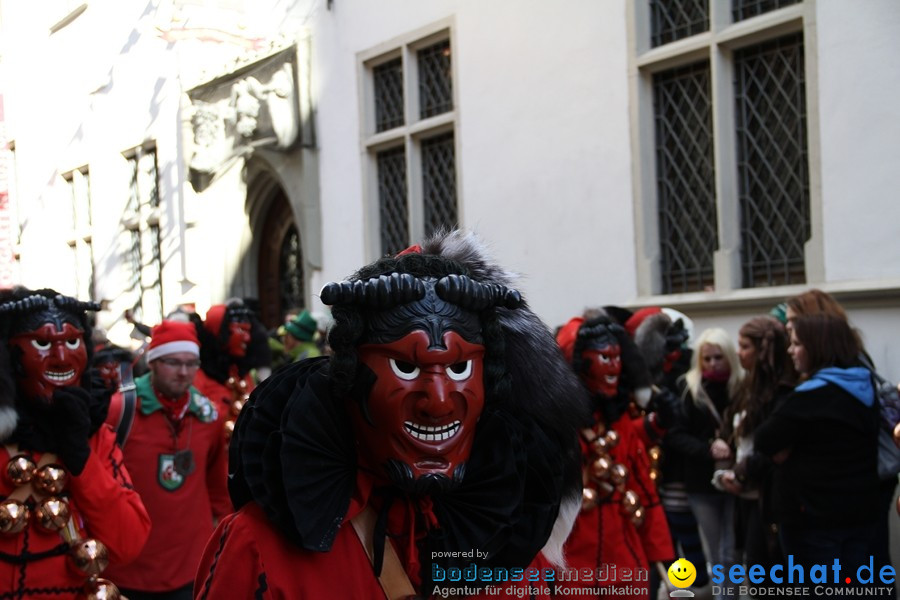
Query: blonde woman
666 327 744 600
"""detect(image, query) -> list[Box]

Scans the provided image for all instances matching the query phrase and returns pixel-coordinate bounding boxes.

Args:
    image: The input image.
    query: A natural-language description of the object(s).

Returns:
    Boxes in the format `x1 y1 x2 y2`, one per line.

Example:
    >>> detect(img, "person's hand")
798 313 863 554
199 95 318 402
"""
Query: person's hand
48 386 92 475
719 470 743 495
710 438 731 461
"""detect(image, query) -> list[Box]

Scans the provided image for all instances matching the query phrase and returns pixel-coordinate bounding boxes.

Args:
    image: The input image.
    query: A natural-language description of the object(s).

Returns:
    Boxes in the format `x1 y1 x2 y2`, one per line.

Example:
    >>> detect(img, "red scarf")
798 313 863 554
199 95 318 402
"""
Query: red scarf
154 389 191 422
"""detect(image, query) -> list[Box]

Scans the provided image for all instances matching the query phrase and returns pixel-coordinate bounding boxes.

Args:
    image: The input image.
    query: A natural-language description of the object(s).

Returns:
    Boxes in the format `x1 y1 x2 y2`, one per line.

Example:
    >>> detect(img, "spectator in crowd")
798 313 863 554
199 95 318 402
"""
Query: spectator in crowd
783 288 896 584
717 316 797 571
195 229 587 598
666 327 743 600
754 313 879 574
104 320 231 599
281 309 321 362
556 313 674 599
0 287 150 599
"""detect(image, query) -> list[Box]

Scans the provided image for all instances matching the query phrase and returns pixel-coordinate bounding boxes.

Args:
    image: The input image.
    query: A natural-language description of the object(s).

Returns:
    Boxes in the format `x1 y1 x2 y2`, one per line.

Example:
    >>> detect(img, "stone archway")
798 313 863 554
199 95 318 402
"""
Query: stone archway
257 190 304 330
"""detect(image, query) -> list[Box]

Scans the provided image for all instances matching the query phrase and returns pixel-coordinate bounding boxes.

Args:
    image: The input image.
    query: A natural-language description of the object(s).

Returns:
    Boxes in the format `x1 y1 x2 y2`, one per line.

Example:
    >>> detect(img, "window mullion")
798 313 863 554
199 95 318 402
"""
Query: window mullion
407 135 424 245
710 42 741 292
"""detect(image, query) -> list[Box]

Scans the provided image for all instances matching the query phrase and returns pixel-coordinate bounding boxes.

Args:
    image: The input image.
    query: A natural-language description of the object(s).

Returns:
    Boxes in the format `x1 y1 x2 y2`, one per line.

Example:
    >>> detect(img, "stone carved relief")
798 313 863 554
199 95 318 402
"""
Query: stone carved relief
186 48 302 191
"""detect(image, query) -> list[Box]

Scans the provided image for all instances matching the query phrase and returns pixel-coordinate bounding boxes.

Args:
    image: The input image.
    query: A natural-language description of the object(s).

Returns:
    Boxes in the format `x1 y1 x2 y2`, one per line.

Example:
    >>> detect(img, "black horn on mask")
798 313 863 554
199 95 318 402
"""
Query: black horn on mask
435 274 523 311
320 273 426 309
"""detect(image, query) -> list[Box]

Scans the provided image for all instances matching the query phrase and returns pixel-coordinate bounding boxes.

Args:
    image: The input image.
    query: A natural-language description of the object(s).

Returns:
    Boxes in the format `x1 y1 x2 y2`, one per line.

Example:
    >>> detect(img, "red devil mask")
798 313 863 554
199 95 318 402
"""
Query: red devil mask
226 321 252 358
9 322 88 402
582 341 622 397
354 329 485 486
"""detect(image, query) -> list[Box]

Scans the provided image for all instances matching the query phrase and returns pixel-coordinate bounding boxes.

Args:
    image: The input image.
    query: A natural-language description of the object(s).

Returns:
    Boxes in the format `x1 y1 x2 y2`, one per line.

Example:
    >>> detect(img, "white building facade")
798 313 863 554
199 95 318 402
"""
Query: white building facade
0 0 898 382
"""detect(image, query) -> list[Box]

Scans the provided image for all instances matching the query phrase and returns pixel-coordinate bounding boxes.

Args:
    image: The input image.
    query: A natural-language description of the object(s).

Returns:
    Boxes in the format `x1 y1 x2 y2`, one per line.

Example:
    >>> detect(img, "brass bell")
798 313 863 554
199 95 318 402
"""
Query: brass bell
649 468 660 481
590 437 608 454
0 498 29 534
70 538 110 576
610 463 629 486
84 577 121 600
224 420 235 437
604 430 620 448
648 446 661 462
893 421 900 445
34 464 69 496
595 481 615 500
590 456 612 480
622 489 640 509
631 507 645 527
6 454 37 486
231 400 244 416
237 379 248 392
34 497 71 532
581 487 598 511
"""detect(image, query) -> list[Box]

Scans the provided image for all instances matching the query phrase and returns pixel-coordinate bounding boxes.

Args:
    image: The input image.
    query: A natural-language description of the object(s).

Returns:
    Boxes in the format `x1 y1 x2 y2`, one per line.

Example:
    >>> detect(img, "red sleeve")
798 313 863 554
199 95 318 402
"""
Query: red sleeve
622 423 674 563
207 414 233 521
67 425 152 566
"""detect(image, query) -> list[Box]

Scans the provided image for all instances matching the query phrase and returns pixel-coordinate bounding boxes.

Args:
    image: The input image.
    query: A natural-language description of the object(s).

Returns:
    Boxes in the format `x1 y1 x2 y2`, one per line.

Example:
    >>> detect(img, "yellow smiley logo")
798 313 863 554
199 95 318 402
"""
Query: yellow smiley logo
667 558 697 589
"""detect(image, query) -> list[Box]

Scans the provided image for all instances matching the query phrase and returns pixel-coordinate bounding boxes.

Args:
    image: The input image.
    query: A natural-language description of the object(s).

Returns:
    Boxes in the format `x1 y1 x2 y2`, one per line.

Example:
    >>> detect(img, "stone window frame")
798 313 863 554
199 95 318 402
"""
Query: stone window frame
627 0 824 301
358 18 460 259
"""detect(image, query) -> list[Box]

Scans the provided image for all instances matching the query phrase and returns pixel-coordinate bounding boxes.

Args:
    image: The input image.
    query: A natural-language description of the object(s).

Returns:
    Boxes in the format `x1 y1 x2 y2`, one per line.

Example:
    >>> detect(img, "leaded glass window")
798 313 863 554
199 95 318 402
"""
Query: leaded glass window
422 132 456 236
279 225 305 314
735 33 809 287
732 0 801 22
374 58 404 132
418 40 452 119
653 62 716 294
650 0 709 48
377 147 408 255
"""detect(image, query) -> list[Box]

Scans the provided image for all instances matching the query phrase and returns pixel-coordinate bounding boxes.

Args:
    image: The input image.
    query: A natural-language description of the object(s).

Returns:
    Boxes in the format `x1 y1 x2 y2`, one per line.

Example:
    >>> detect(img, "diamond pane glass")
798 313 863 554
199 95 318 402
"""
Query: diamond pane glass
653 61 717 294
377 147 409 255
650 0 709 48
374 58 404 132
735 33 809 287
422 132 457 237
279 225 305 312
418 40 453 119
732 0 801 22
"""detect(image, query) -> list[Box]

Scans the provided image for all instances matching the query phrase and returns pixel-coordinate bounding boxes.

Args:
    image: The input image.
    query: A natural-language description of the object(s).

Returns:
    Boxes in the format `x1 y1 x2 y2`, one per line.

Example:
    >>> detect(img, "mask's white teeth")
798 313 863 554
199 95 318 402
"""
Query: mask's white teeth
45 369 76 383
404 420 461 442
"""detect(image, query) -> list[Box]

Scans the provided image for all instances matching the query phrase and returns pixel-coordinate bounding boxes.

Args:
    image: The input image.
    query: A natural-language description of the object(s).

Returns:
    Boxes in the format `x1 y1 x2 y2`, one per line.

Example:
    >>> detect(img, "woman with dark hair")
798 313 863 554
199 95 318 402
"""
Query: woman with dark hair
717 316 797 570
754 313 879 571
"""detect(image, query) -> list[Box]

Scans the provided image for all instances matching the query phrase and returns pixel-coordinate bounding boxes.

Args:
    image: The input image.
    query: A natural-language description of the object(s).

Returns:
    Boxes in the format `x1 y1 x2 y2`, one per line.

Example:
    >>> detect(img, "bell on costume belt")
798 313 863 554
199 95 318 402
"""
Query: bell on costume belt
2 451 123 599
224 375 251 439
579 425 646 527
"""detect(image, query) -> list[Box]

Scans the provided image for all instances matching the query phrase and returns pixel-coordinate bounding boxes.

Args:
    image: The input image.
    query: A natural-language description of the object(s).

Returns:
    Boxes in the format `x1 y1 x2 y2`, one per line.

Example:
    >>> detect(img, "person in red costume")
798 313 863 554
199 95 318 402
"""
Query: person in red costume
555 313 674 600
194 230 590 599
191 300 266 438
0 287 151 599
104 320 231 599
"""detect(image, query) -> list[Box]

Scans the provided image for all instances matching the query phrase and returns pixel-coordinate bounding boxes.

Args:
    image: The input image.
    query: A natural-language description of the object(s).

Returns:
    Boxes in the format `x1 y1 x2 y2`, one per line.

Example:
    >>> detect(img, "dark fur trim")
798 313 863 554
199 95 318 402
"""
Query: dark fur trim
633 312 672 383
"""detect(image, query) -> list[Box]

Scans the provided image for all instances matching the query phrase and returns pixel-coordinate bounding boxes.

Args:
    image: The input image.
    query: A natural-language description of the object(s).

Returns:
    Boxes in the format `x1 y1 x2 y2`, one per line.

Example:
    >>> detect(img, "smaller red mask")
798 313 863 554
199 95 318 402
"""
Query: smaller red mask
581 342 621 397
96 361 121 390
9 323 88 401
663 349 681 373
354 330 486 485
226 321 251 358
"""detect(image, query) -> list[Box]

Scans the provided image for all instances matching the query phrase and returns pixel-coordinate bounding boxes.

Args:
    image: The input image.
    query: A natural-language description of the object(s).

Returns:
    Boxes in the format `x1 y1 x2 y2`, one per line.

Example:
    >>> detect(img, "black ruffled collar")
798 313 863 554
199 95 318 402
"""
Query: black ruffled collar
229 358 566 590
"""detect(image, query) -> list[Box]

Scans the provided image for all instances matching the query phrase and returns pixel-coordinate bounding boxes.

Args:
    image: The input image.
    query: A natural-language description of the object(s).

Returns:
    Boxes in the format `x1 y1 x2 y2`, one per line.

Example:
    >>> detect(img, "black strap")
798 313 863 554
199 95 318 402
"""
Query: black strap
117 361 137 448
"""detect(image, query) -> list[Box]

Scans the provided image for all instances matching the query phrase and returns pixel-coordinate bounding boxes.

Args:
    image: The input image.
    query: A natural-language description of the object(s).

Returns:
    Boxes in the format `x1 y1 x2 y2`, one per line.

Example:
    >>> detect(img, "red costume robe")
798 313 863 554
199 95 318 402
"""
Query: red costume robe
557 413 673 599
0 426 151 599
